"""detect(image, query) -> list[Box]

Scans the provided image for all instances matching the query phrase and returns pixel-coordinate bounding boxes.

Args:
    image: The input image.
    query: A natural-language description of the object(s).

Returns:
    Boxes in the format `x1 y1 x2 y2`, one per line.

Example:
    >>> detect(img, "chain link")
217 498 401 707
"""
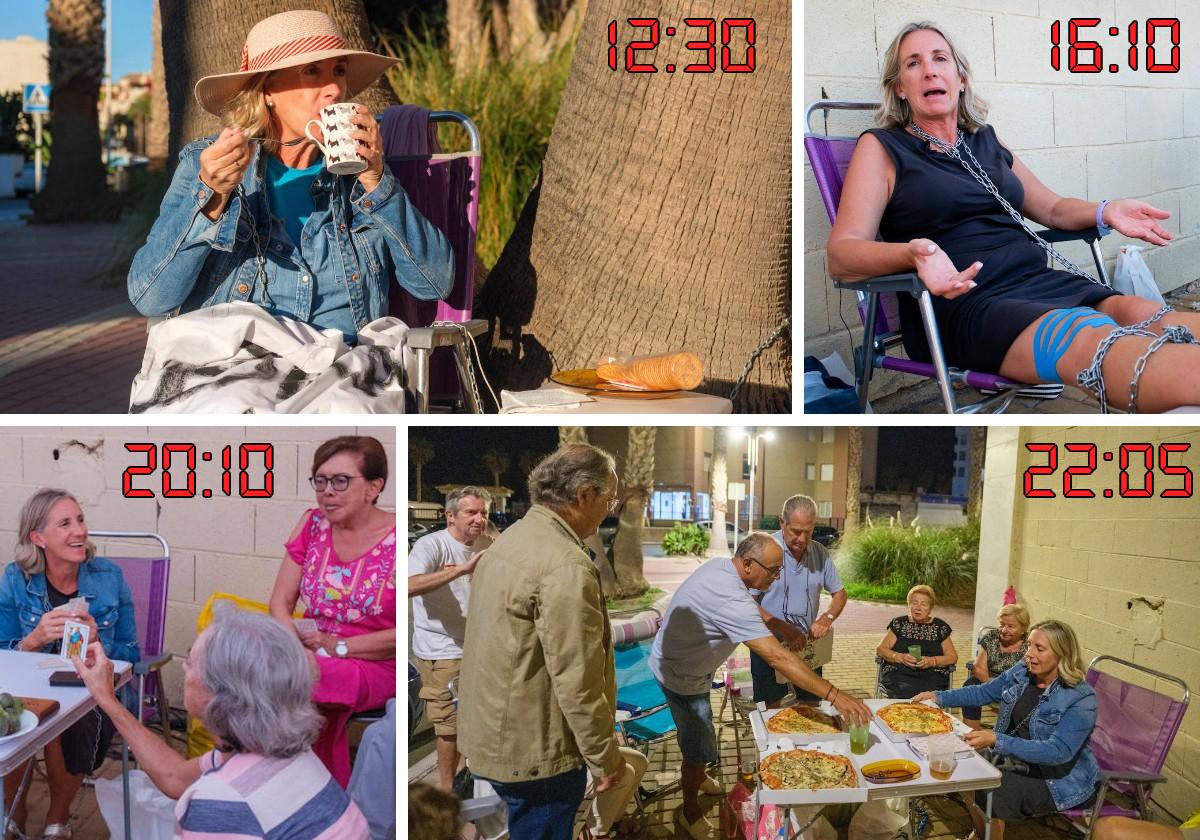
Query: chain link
728 316 790 406
906 123 1105 287
235 183 273 307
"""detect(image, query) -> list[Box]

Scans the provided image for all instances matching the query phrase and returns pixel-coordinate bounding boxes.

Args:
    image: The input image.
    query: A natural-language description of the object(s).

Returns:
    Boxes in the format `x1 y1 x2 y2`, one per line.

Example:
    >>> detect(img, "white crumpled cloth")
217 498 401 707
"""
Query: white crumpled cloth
129 302 411 413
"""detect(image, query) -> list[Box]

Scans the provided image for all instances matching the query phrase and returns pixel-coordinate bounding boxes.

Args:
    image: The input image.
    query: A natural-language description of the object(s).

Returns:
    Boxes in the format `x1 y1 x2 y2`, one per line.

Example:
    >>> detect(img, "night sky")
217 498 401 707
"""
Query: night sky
874 427 960 494
408 427 560 503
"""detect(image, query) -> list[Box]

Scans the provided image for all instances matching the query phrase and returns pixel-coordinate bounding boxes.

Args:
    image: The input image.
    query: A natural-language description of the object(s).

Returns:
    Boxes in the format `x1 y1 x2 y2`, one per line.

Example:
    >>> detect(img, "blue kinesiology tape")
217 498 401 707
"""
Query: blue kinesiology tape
1032 307 1118 383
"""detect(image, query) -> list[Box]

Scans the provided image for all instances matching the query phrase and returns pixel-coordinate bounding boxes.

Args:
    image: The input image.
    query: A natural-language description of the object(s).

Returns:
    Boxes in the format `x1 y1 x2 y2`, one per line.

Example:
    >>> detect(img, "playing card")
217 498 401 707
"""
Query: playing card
60 620 90 661
294 618 319 635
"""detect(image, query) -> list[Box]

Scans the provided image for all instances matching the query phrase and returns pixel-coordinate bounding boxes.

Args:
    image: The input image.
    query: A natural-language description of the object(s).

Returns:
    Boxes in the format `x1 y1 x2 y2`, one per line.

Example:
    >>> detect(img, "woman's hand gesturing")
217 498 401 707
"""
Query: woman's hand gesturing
1104 200 1173 246
909 239 981 300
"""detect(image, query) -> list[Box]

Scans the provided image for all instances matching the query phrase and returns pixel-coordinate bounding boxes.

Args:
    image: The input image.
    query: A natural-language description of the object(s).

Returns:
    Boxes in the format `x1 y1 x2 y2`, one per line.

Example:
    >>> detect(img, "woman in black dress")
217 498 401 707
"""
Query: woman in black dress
827 21 1200 412
875 584 958 698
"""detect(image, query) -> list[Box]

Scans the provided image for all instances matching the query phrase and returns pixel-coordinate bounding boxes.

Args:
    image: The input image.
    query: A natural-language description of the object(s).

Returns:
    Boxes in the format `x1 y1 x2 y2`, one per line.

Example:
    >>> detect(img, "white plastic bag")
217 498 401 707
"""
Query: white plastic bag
1113 245 1164 305
848 798 910 840
94 770 177 840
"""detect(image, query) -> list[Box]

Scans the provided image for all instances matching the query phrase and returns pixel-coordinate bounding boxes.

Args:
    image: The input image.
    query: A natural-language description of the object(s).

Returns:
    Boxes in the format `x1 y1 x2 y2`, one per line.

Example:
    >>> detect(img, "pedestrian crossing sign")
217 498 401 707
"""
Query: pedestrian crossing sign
22 84 51 113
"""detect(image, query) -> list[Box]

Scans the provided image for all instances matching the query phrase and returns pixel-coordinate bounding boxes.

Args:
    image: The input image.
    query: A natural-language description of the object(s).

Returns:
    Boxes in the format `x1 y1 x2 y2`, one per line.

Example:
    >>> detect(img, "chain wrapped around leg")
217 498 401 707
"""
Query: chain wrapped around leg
1076 306 1186 413
1127 324 1199 414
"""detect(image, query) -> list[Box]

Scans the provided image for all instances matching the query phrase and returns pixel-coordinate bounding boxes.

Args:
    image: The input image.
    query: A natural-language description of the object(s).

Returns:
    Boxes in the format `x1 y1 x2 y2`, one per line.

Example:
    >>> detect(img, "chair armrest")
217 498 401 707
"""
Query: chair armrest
406 318 487 351
833 272 925 296
133 652 172 675
1039 226 1102 244
1099 769 1168 785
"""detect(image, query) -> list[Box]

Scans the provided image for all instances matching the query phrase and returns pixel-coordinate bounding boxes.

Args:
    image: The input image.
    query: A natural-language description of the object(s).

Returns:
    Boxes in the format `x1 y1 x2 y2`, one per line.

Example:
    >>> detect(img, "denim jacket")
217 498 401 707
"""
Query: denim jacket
936 661 1099 810
127 134 455 339
0 558 140 664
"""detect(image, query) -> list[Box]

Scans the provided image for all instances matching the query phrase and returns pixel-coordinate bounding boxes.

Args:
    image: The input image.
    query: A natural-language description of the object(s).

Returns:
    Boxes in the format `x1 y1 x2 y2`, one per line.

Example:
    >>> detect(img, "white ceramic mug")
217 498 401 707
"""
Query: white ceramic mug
304 102 368 176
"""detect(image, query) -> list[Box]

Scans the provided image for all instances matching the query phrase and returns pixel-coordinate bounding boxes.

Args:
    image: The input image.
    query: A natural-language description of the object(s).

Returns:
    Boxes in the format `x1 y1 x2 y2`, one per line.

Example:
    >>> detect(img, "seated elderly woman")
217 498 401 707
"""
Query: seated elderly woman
827 20 1200 412
914 620 1099 840
73 608 369 838
960 603 1031 729
0 489 138 840
127 9 453 343
875 584 957 698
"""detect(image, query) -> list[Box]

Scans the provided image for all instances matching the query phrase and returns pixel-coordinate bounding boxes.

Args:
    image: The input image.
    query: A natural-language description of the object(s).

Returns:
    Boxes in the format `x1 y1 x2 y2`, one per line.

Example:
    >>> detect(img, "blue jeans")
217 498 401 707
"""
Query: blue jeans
487 766 587 840
749 649 823 703
659 682 718 765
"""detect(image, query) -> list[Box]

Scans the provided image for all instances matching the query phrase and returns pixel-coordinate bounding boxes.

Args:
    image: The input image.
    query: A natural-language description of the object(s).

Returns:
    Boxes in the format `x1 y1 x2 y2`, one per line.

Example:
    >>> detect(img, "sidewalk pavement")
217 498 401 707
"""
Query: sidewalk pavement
0 218 147 412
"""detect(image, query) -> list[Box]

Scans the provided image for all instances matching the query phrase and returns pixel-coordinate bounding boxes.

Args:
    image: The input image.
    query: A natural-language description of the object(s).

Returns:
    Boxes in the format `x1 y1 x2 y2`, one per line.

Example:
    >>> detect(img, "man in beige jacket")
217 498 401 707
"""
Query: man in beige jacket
459 443 626 840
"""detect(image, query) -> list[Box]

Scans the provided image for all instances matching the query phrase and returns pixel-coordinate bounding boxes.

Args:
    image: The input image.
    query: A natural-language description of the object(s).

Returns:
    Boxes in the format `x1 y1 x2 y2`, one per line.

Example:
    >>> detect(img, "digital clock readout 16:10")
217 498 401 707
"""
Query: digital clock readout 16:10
1022 442 1192 500
122 443 275 499
1051 18 1180 73
607 18 756 74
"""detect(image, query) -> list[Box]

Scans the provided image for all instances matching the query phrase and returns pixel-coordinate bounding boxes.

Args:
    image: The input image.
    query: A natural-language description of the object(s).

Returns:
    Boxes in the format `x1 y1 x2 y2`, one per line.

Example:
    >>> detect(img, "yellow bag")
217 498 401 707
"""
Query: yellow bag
186 592 304 757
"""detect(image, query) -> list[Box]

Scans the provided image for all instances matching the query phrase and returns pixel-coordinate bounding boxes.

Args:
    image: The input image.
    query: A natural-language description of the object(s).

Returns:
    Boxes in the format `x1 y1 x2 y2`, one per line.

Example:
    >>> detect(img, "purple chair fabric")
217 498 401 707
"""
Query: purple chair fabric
100 552 171 725
1060 659 1189 827
382 106 482 397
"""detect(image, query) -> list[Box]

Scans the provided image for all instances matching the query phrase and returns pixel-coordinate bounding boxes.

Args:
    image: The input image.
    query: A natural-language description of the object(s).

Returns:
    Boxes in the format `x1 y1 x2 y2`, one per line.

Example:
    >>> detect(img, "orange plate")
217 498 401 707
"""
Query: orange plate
860 759 921 784
550 369 679 396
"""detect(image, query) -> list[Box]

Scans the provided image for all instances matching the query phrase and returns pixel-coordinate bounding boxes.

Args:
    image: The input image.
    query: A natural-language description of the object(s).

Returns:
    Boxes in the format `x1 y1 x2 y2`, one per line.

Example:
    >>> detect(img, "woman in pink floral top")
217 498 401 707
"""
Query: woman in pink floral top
269 436 396 787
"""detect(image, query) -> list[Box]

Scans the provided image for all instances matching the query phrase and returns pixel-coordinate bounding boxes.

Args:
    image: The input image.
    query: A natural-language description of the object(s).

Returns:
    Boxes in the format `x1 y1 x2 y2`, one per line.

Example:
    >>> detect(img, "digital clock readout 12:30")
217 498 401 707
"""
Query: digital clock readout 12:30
607 17 756 73
1051 18 1180 73
122 443 274 499
1023 442 1193 499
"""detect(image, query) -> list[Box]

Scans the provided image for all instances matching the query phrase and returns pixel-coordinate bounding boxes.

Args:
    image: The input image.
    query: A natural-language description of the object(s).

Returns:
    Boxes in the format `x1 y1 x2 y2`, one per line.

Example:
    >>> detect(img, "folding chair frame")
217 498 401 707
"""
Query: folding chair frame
805 100 1113 414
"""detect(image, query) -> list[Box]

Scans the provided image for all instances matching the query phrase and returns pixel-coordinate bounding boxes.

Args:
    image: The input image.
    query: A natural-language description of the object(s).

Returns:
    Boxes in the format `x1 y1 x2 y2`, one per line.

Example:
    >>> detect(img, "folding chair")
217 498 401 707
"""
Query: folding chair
612 640 683 807
90 530 172 840
1059 655 1190 837
383 107 488 413
804 100 1112 413
874 655 956 698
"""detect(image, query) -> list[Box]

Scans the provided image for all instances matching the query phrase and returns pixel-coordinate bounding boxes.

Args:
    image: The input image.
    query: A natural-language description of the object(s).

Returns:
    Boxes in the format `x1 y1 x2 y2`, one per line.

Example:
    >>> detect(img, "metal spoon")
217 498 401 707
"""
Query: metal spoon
242 135 308 146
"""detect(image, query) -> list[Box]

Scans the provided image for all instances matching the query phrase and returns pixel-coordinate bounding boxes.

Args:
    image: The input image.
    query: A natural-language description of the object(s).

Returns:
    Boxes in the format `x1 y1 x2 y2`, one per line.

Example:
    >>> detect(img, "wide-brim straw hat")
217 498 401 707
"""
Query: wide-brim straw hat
194 9 399 116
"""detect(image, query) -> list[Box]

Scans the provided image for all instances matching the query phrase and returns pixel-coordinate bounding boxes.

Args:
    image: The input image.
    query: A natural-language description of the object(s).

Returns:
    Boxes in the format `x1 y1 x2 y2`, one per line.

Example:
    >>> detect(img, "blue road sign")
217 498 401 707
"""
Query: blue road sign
23 84 51 113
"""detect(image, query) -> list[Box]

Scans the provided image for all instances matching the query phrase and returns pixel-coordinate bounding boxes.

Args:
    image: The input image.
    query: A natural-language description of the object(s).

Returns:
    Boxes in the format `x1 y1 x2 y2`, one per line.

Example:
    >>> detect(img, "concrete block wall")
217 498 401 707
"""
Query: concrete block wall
978 425 1199 820
0 426 397 701
803 0 1200 389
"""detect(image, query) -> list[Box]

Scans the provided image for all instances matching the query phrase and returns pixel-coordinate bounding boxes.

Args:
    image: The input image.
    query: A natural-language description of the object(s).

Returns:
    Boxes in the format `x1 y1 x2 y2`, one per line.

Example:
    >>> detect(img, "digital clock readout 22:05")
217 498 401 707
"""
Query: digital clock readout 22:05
122 443 275 499
1023 442 1193 499
607 17 756 73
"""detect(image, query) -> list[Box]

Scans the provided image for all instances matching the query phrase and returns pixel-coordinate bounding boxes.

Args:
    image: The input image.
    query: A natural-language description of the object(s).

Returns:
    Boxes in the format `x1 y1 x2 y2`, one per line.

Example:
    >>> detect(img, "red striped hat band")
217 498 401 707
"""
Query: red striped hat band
239 33 347 72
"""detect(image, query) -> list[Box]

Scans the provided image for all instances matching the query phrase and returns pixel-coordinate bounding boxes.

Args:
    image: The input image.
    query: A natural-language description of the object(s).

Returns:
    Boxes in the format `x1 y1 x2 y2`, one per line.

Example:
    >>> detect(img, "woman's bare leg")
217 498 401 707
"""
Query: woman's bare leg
43 738 85 825
2 762 31 832
1000 310 1200 412
1096 295 1200 334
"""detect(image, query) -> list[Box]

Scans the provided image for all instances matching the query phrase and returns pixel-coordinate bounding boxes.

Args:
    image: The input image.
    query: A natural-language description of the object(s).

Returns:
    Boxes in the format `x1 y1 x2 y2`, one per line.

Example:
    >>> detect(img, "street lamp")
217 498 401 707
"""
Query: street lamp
735 428 774 531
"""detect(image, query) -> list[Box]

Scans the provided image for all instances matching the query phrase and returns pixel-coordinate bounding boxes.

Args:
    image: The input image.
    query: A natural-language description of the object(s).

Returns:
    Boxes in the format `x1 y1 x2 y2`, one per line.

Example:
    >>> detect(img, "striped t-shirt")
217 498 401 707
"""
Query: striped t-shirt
175 749 369 839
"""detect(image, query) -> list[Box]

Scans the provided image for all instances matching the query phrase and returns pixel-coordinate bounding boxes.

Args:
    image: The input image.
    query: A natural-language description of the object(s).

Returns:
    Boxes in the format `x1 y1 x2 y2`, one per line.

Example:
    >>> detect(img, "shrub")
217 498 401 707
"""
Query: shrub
838 515 978 607
382 27 574 269
661 522 710 556
758 515 781 530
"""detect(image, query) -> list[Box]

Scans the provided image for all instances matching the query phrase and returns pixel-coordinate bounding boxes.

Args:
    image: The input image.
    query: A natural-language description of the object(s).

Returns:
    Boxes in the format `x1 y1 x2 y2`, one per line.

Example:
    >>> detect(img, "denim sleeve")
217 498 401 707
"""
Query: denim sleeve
127 139 243 315
350 166 455 301
936 664 1013 709
994 690 1097 765
0 568 24 650
108 575 141 665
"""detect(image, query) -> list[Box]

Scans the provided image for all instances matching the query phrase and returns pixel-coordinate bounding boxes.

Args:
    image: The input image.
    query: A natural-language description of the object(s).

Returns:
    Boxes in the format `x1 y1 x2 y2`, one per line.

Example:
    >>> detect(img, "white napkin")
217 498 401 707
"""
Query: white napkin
500 388 595 413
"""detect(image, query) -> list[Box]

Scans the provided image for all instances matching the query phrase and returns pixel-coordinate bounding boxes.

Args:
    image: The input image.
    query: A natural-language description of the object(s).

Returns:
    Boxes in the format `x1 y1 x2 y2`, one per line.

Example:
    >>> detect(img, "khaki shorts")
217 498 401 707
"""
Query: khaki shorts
414 657 460 736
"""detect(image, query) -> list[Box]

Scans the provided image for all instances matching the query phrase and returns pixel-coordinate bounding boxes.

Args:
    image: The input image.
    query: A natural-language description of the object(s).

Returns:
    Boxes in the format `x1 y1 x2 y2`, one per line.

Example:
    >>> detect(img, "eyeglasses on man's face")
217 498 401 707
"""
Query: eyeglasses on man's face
749 557 783 580
597 488 623 514
309 474 363 492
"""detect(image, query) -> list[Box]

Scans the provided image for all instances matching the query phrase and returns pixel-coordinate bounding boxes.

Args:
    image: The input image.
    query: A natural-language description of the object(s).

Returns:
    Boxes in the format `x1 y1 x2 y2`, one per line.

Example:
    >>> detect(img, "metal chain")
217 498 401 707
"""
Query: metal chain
728 315 791 406
235 183 273 306
906 123 1104 286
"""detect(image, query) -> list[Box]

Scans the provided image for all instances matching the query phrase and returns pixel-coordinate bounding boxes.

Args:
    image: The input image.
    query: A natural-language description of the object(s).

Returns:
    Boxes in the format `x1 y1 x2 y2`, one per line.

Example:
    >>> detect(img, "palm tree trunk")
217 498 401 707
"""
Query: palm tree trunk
158 0 397 165
845 427 863 536
33 0 118 222
478 0 790 412
147 0 169 170
967 427 987 521
558 426 587 445
612 426 654 597
447 0 486 77
710 427 729 556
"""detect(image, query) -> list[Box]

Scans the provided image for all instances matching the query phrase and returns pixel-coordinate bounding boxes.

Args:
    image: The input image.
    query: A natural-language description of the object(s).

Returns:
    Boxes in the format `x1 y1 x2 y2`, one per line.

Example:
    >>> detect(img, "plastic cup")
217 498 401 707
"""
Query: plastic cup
849 722 870 755
928 737 958 780
908 644 923 663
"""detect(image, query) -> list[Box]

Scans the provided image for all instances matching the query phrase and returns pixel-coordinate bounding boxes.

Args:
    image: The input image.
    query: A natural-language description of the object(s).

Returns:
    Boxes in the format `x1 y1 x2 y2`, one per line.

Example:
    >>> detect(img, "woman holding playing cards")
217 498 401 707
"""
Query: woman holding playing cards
0 489 138 840
268 436 396 787
126 9 454 343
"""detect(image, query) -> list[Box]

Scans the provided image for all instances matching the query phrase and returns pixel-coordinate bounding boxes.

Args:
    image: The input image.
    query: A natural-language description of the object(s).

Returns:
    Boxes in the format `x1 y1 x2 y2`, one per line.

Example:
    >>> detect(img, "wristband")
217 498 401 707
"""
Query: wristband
1096 199 1112 236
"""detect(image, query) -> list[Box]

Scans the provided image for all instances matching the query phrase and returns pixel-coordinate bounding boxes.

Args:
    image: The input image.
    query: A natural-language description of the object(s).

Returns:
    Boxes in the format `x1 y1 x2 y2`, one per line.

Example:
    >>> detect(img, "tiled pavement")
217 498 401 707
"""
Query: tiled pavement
0 219 146 413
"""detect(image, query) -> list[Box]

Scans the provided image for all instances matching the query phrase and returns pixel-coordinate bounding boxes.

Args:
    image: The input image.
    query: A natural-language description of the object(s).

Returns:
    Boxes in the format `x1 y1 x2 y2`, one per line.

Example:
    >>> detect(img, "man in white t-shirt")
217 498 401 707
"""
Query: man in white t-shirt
650 533 871 840
408 486 491 791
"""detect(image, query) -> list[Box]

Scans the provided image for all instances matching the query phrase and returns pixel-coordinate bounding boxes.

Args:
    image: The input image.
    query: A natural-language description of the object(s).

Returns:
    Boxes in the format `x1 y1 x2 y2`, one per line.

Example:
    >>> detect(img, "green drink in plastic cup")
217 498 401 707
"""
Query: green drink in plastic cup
908 644 922 663
849 722 870 755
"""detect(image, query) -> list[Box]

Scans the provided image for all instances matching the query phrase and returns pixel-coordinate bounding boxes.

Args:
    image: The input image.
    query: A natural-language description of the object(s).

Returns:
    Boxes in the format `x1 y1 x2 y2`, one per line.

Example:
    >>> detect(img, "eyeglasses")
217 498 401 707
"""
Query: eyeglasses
597 489 623 514
309 474 363 492
749 557 783 580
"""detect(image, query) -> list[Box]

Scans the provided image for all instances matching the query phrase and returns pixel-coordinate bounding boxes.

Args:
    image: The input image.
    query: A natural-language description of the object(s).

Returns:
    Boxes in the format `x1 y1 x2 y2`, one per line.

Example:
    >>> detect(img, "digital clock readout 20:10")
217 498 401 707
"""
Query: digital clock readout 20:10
1051 18 1180 73
1023 442 1193 500
607 18 756 73
122 443 275 499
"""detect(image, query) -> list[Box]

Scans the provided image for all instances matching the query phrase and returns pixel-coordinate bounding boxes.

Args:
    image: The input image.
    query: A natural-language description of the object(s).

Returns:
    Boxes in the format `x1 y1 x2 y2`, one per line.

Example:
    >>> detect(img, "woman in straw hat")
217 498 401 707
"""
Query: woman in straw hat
127 9 453 343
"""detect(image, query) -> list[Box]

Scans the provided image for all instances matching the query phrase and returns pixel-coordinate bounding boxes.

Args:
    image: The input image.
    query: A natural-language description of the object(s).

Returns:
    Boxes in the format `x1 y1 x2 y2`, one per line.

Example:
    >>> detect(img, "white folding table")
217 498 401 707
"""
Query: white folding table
0 650 133 839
